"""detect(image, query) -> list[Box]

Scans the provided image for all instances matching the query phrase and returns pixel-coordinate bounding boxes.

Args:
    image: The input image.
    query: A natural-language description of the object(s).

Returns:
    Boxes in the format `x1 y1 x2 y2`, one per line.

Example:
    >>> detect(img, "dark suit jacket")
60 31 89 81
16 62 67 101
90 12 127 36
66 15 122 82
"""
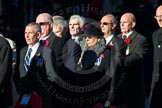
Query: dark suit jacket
97 36 126 106
51 36 68 68
117 31 149 108
102 36 126 75
46 32 56 48
63 38 82 72
0 36 12 107
18 44 57 108
107 36 127 105
43 32 58 70
19 45 57 81
150 28 162 108
47 32 66 69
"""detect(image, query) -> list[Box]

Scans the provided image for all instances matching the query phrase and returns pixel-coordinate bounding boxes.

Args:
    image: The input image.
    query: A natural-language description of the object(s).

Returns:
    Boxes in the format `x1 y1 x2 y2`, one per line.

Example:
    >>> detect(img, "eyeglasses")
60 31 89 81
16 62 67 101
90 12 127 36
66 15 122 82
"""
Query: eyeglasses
100 22 112 25
37 22 50 26
154 15 162 19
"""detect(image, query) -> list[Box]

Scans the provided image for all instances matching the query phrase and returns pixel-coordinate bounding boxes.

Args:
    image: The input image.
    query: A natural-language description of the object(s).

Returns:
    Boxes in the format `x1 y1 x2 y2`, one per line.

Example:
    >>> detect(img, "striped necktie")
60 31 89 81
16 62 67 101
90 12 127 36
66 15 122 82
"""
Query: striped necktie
24 48 32 72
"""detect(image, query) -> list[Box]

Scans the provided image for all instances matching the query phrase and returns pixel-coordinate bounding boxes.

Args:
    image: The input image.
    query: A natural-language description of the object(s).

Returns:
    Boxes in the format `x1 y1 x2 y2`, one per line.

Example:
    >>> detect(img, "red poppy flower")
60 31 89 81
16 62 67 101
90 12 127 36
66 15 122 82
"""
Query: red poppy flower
40 40 49 46
44 40 49 46
124 37 131 44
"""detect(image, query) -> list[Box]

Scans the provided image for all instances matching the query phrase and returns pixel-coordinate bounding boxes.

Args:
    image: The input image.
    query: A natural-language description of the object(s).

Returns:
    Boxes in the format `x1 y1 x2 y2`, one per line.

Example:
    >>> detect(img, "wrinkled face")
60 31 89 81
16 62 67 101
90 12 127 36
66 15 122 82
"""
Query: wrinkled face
69 18 82 36
120 14 135 34
36 15 52 38
85 36 99 47
100 16 114 36
24 25 40 47
53 24 64 38
155 6 162 27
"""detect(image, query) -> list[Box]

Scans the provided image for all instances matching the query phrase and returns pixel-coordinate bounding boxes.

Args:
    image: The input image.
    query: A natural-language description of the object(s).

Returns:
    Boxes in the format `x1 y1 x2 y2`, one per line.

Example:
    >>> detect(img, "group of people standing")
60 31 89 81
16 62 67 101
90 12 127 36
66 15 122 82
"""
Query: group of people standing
0 4 162 108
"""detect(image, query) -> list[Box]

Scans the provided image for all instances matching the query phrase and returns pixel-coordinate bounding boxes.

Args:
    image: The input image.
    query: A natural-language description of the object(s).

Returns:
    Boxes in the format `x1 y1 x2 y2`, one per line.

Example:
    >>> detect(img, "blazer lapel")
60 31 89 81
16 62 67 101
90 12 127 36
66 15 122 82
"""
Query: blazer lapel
20 47 28 77
35 45 42 56
29 45 43 69
157 30 162 45
106 35 116 47
46 32 56 48
111 36 116 43
128 31 137 53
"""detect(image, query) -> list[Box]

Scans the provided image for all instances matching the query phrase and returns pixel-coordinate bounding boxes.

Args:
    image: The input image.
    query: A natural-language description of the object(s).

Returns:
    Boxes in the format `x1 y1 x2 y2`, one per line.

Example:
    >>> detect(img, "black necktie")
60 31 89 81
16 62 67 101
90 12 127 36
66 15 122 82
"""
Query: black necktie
122 35 127 40
24 48 32 72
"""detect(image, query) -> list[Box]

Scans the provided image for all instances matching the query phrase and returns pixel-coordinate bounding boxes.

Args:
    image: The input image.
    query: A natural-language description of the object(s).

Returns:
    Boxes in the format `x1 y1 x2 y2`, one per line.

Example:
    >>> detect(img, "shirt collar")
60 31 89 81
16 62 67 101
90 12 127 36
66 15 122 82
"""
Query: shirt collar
72 35 80 42
105 34 114 45
39 32 53 41
123 31 133 38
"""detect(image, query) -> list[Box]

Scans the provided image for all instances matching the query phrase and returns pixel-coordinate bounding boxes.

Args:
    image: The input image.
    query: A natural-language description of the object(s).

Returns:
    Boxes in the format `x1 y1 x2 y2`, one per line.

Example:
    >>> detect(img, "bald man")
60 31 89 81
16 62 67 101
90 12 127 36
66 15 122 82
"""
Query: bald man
100 14 127 108
36 13 65 68
115 13 149 108
150 5 162 108
36 13 55 47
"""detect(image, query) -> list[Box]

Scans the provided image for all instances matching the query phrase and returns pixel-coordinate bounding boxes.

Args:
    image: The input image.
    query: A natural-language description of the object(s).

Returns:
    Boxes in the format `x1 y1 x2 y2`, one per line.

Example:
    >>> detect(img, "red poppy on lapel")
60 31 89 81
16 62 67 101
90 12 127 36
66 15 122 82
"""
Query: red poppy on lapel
124 37 131 44
43 40 49 46
40 40 49 46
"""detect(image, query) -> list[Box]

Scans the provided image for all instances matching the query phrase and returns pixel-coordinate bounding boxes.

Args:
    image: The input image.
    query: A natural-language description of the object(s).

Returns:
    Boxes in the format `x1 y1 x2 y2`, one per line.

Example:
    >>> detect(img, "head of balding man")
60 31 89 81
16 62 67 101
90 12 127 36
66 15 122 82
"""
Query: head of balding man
120 13 136 34
100 14 117 37
155 5 162 27
36 13 53 38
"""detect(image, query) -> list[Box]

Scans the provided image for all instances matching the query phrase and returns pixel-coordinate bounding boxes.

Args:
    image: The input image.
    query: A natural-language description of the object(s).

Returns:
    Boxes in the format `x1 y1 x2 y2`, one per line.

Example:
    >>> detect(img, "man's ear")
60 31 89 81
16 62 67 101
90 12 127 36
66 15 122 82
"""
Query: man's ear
36 32 41 39
131 22 136 28
112 23 117 30
50 22 53 29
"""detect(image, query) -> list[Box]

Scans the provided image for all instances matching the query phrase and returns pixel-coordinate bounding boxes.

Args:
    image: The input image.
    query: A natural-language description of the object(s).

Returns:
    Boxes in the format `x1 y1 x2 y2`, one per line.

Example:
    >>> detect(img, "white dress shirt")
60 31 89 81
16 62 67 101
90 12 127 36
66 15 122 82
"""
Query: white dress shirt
105 34 114 45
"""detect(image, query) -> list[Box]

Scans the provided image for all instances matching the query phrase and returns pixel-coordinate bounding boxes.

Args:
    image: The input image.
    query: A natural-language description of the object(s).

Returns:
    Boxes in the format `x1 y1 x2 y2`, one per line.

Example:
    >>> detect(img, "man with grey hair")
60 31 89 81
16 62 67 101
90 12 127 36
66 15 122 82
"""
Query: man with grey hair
63 14 86 72
52 16 68 38
16 22 57 108
69 14 86 43
52 15 70 68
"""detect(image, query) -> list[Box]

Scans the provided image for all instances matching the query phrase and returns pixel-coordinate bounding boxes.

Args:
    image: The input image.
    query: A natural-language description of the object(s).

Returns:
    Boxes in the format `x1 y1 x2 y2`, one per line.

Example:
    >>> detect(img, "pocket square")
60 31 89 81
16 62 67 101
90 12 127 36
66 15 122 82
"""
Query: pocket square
14 91 43 108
